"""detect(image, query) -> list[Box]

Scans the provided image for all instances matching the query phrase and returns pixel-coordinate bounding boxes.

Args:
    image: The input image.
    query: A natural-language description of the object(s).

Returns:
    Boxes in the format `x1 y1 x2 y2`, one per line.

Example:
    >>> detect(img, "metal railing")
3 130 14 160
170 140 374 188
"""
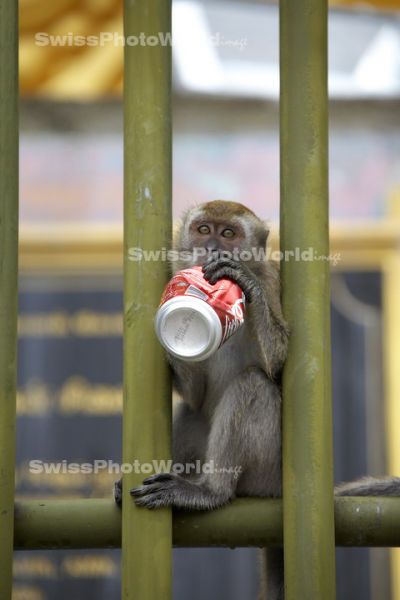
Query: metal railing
280 1 336 597
0 0 19 597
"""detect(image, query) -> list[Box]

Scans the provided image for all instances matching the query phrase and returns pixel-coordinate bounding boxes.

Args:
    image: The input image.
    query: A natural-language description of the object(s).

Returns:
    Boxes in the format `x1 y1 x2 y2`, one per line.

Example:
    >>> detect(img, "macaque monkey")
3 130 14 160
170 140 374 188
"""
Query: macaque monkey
115 200 400 600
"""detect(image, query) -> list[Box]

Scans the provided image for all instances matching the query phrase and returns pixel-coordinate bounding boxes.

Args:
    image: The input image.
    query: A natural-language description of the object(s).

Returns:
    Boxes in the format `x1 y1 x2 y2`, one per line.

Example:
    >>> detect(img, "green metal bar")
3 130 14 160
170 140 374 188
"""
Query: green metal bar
279 0 336 599
0 0 19 597
13 498 400 550
122 2 172 600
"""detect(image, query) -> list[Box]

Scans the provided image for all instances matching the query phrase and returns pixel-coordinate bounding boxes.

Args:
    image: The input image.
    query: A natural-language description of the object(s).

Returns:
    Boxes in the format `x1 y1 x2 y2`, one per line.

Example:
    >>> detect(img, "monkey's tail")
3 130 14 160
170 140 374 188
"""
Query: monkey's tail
335 476 400 497
258 548 284 600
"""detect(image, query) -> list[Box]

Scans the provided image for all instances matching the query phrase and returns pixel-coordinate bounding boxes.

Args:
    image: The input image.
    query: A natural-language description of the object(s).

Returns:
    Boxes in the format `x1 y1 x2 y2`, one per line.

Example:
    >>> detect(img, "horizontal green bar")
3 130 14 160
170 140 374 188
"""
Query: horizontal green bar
13 497 400 550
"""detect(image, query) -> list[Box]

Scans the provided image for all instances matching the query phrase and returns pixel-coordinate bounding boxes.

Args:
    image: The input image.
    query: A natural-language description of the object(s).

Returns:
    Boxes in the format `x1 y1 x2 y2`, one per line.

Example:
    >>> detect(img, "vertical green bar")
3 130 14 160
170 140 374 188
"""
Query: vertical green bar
0 0 18 597
280 0 336 599
122 2 172 599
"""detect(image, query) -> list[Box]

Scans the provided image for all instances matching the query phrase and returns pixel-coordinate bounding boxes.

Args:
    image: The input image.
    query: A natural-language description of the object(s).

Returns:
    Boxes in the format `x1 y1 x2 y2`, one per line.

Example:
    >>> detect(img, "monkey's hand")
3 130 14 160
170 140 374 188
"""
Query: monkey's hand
202 252 260 303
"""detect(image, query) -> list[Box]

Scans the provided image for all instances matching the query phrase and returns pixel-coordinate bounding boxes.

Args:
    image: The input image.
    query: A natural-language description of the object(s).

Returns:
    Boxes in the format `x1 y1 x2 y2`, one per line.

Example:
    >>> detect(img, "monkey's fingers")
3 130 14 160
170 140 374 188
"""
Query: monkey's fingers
204 249 225 265
133 492 172 509
205 266 241 284
202 259 242 282
142 473 175 484
130 484 160 497
203 256 239 272
114 479 122 506
204 267 253 302
131 475 177 496
130 478 177 509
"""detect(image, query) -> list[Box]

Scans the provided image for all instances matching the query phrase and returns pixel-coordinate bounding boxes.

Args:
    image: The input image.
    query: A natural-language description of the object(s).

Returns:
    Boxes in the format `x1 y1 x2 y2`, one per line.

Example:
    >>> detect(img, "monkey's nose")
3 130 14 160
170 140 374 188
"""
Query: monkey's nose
205 238 219 251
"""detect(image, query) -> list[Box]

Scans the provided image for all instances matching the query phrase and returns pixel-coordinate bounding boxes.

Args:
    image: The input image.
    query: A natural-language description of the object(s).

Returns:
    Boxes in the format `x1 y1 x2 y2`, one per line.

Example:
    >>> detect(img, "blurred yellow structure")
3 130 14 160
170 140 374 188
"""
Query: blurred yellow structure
20 0 123 98
19 0 400 99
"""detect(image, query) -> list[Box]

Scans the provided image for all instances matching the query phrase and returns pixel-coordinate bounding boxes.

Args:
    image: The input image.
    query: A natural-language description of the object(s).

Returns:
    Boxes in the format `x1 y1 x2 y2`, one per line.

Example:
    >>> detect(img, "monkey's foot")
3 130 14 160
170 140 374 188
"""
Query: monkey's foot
114 478 122 506
130 473 230 510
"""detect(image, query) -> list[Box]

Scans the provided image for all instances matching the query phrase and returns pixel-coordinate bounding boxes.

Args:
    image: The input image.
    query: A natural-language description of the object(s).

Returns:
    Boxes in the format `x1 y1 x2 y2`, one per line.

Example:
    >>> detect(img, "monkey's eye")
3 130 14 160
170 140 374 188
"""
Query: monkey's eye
198 225 210 234
221 228 235 239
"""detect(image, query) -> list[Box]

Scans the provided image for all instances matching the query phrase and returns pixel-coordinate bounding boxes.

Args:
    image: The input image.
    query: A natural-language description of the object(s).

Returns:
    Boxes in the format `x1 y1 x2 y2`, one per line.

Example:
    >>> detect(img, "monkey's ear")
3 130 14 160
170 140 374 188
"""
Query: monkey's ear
258 225 270 249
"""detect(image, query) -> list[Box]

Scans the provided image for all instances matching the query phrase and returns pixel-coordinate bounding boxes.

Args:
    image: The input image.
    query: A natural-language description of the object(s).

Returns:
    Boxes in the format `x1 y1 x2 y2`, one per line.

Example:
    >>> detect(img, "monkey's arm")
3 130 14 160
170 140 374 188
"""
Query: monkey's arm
172 401 208 466
203 255 289 378
169 358 206 411
251 264 289 378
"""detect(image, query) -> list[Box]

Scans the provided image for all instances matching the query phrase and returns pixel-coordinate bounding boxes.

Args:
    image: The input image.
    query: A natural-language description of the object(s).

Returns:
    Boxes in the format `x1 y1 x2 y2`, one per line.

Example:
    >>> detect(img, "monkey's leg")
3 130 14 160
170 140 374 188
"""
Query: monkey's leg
114 402 208 506
131 367 281 510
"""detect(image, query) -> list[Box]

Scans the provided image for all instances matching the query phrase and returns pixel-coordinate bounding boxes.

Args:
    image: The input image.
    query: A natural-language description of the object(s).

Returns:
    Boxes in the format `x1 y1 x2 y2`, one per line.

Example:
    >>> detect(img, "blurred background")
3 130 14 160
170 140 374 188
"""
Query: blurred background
15 0 400 599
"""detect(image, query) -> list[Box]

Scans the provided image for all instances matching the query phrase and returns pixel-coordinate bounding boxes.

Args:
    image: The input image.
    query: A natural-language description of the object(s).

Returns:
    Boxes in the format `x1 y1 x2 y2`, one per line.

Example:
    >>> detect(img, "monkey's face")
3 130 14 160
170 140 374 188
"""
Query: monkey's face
174 201 269 270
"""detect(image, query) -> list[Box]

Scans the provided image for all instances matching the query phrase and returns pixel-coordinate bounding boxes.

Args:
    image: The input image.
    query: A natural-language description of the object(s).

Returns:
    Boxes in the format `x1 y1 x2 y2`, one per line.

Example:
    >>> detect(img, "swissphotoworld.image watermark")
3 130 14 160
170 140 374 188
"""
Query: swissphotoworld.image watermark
127 246 342 266
28 459 243 479
34 31 248 51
